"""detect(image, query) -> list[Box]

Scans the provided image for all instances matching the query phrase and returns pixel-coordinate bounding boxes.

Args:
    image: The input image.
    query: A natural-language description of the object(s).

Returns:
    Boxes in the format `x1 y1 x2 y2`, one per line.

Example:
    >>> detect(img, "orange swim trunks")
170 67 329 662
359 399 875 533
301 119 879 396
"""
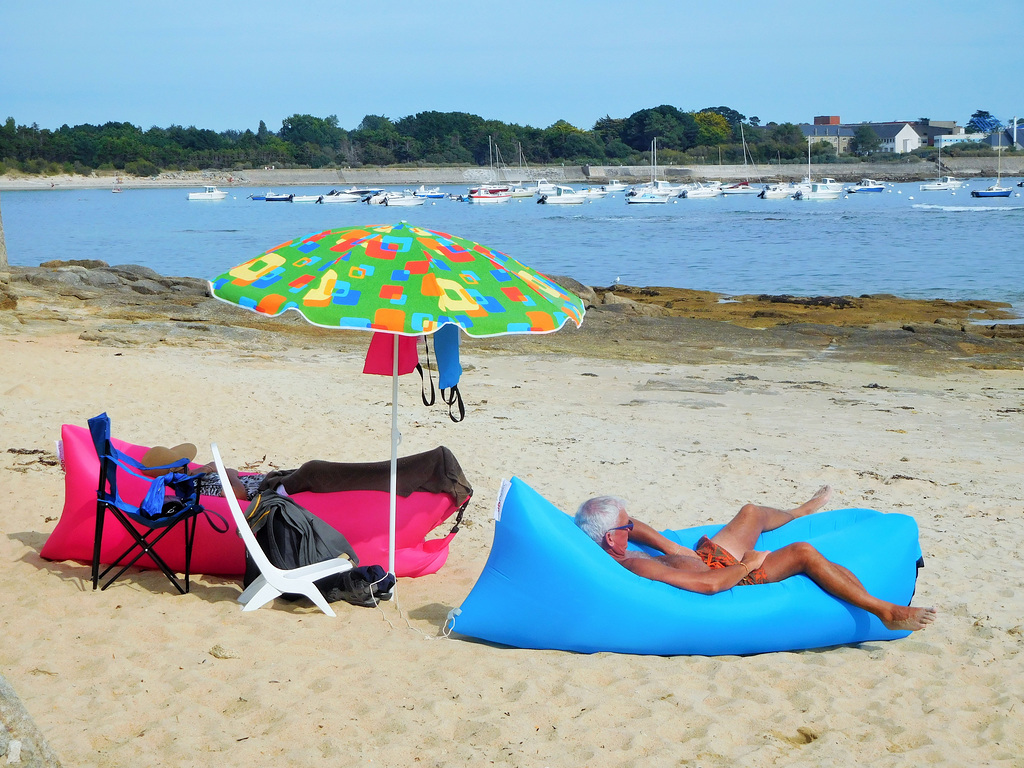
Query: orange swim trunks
695 536 769 586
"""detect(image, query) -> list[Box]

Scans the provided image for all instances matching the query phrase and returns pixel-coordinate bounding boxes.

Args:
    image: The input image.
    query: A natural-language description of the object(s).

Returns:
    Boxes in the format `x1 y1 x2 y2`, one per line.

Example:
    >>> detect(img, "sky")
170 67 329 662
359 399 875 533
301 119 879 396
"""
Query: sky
2 1 1021 134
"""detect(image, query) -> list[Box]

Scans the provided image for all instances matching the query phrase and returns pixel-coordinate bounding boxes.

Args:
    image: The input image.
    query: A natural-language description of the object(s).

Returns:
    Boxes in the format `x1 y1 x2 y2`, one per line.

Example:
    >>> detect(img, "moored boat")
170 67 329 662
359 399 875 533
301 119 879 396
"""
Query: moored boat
412 185 445 198
970 143 1012 198
720 181 761 195
919 176 964 191
794 178 842 200
537 185 588 205
318 189 362 204
971 184 1012 198
508 184 536 198
845 178 885 193
757 183 794 199
467 185 512 204
679 182 722 199
625 189 670 204
188 186 228 201
364 191 426 206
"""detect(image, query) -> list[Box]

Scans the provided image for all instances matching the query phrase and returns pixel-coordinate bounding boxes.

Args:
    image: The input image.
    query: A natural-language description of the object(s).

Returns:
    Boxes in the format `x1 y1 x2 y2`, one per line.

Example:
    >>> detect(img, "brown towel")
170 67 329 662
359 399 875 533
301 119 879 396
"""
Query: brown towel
258 446 472 506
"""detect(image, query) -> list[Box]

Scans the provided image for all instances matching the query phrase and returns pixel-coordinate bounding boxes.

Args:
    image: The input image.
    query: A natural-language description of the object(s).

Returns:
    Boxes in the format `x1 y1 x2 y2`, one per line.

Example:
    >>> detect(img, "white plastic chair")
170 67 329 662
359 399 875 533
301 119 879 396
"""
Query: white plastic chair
210 443 354 617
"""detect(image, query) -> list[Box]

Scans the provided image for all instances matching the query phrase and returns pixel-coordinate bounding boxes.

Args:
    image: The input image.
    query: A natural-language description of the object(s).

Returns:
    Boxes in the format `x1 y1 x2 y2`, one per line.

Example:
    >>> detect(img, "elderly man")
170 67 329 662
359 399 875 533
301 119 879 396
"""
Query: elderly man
575 487 935 632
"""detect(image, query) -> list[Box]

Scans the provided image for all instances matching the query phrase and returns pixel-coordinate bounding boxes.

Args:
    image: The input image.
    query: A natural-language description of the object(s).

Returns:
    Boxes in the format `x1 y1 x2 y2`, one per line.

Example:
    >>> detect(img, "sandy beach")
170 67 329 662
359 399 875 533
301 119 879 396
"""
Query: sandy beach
1 271 1023 766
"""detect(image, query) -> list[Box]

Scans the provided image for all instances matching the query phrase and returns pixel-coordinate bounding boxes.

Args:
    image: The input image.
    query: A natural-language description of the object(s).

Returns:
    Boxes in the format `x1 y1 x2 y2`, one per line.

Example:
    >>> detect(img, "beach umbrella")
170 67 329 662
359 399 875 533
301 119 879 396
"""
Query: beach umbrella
209 221 585 577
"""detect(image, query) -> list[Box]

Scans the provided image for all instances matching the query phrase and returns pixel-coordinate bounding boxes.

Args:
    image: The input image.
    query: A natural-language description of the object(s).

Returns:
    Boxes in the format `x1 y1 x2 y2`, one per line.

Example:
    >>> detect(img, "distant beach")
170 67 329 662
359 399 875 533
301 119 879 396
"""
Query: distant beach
1 154 1023 192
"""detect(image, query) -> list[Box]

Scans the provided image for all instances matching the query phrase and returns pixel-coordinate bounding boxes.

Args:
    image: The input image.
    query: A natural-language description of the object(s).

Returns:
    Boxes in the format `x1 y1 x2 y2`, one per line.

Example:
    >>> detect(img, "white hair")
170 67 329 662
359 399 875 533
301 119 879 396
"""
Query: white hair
574 496 627 543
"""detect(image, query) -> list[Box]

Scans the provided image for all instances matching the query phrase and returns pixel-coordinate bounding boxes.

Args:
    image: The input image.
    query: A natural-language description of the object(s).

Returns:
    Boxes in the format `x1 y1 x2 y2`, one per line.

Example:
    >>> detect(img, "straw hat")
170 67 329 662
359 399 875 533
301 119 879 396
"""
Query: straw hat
140 443 198 477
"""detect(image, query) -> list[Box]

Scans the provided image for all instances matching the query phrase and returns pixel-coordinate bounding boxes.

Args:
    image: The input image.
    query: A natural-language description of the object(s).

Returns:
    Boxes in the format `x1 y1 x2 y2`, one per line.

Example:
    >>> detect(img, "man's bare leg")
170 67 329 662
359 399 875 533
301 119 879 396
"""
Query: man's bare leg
760 542 936 632
712 486 833 559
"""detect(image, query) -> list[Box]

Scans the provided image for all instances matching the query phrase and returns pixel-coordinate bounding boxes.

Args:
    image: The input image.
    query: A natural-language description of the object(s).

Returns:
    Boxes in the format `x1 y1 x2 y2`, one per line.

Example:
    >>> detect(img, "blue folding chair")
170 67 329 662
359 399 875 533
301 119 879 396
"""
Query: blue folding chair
89 413 206 594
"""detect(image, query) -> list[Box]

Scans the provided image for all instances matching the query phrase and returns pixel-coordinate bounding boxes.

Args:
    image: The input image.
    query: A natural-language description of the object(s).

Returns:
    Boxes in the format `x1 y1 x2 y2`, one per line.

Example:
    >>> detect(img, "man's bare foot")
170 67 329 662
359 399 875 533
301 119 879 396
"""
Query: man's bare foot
790 485 833 518
881 605 936 632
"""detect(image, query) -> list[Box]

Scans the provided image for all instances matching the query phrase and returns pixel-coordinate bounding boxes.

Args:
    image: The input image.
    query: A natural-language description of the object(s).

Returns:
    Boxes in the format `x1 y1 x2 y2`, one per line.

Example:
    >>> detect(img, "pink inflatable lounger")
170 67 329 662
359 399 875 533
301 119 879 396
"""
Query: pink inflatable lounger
41 424 471 578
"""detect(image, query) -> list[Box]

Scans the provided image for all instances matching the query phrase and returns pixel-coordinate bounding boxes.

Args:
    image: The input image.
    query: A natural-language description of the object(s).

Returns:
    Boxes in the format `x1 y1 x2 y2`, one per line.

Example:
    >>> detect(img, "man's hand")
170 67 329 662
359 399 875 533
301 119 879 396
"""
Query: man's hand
741 550 770 570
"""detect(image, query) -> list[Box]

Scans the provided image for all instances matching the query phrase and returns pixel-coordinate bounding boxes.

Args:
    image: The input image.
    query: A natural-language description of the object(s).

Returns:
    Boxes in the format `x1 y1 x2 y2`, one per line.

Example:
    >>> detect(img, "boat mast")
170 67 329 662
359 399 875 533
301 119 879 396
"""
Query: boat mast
740 123 748 182
806 136 812 183
652 137 658 185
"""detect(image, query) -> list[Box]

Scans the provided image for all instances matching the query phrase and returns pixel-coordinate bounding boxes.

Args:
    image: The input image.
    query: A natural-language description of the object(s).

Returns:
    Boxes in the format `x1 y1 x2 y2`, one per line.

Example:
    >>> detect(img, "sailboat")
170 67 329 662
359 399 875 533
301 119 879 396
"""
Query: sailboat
721 123 761 195
920 145 964 190
971 136 1012 198
507 143 537 198
467 136 511 203
793 136 842 200
626 138 672 204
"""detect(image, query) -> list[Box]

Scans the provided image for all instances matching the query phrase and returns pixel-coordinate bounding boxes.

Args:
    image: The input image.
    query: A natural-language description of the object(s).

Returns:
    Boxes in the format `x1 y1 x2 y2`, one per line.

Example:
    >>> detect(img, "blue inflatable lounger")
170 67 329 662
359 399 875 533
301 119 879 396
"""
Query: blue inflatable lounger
447 478 923 656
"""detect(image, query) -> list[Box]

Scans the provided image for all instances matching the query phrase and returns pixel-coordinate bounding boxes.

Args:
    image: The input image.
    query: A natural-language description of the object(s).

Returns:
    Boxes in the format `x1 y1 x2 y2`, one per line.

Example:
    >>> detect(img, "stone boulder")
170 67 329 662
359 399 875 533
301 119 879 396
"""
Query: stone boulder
547 275 598 308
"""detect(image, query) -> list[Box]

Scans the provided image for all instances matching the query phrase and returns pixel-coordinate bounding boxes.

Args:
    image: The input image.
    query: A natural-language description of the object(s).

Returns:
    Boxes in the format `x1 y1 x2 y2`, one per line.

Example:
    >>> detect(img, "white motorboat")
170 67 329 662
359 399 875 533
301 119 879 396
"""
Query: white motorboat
919 175 964 191
363 191 425 206
602 180 627 192
520 178 557 195
845 178 885 193
264 192 294 202
625 189 670 204
794 178 842 200
318 189 362 204
720 181 761 195
187 186 228 201
508 185 535 198
382 191 426 206
578 187 609 199
412 185 445 198
757 183 794 199
292 194 322 203
679 182 722 199
341 186 385 198
537 185 587 205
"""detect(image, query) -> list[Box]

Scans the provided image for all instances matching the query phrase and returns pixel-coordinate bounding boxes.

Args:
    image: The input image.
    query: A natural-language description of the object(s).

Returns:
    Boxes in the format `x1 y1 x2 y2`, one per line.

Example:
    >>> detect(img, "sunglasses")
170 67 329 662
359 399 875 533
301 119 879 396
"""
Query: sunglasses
607 521 634 533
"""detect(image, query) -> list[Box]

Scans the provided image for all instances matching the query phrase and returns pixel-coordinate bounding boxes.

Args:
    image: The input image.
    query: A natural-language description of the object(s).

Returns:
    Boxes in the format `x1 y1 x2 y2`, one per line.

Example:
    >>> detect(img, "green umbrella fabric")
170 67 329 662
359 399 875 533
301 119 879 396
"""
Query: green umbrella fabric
209 221 585 337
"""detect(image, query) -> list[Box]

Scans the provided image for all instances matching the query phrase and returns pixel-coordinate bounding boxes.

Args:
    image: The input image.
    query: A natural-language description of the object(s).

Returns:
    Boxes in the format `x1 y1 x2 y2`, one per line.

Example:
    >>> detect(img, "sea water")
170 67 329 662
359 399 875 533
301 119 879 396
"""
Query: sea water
3 182 1022 310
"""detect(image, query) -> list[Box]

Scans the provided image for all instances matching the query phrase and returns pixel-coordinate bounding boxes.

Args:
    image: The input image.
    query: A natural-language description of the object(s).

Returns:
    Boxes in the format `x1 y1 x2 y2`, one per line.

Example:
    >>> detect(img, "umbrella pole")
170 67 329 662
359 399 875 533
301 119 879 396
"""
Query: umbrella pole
389 336 399 579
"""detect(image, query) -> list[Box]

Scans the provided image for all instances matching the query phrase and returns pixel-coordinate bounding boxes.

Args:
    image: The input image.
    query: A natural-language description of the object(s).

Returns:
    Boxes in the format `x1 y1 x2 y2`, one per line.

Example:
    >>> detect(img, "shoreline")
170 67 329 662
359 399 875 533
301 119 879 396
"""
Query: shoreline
2 262 1022 372
2 156 1023 192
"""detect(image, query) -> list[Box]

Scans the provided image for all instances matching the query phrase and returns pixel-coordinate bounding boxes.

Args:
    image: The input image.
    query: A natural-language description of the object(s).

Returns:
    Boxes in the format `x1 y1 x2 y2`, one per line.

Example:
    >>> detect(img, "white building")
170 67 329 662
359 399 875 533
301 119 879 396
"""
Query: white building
873 123 921 154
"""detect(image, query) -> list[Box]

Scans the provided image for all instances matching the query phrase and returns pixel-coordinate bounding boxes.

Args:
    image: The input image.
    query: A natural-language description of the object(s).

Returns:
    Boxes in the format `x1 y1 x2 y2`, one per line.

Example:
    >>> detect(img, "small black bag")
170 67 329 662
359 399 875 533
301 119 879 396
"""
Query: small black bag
321 565 395 607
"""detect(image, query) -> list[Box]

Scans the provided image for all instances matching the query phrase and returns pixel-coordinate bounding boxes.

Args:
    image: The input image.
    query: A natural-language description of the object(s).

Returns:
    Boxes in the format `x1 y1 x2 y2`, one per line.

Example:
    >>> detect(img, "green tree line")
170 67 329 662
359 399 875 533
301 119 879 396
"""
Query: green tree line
0 106 973 177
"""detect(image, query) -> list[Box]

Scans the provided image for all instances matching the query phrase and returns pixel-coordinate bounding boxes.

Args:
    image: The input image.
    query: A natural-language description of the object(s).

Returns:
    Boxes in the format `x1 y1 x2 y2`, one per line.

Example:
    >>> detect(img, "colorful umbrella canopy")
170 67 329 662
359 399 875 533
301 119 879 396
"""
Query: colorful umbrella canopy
209 221 586 581
209 221 585 337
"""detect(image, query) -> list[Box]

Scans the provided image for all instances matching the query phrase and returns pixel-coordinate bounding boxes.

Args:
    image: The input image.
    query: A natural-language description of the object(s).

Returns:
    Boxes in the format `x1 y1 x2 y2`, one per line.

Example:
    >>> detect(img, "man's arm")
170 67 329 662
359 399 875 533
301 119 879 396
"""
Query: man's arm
623 556 753 594
627 518 690 556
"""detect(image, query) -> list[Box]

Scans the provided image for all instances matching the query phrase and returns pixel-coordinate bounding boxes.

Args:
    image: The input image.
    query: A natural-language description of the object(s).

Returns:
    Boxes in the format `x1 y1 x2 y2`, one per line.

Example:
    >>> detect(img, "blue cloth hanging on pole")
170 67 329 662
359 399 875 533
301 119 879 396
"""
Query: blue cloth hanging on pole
433 323 462 390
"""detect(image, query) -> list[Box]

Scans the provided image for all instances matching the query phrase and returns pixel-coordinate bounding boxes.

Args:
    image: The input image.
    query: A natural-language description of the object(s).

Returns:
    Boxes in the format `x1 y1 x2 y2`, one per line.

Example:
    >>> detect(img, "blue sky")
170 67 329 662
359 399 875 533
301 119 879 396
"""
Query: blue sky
2 1 1020 133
